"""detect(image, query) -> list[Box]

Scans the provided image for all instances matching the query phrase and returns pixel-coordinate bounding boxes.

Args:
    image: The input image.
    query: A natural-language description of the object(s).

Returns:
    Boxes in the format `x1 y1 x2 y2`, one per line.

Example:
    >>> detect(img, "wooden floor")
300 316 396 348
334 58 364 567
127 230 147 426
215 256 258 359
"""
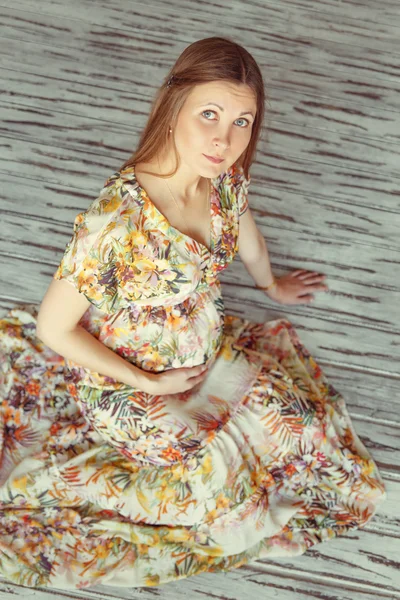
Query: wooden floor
0 0 399 597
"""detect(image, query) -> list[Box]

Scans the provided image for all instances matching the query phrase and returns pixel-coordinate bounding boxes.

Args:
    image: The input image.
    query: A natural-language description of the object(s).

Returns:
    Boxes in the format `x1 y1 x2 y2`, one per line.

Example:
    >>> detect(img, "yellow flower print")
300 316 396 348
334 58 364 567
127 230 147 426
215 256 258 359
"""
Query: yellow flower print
205 508 219 524
144 574 160 586
201 546 224 557
170 464 188 483
150 533 161 546
125 230 148 251
215 493 230 510
76 269 95 288
363 460 377 477
220 343 235 362
133 258 178 286
74 212 85 228
204 430 217 444
167 308 187 331
142 198 159 221
137 544 150 556
136 347 164 370
13 475 28 492
95 544 109 559
115 256 178 300
155 486 176 504
163 529 191 544
78 272 105 304
99 189 123 213
82 256 98 271
200 454 213 475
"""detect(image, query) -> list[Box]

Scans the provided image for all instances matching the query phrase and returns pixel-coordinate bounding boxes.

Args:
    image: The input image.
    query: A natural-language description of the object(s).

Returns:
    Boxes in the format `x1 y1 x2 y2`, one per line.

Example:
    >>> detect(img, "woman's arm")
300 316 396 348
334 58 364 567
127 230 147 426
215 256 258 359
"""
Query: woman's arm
36 278 149 389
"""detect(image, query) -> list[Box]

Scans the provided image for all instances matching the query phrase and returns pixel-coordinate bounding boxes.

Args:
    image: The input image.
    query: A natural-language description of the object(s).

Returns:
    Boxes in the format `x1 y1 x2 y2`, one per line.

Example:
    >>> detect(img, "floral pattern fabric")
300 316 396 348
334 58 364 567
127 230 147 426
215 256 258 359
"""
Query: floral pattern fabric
52 164 248 390
0 163 386 590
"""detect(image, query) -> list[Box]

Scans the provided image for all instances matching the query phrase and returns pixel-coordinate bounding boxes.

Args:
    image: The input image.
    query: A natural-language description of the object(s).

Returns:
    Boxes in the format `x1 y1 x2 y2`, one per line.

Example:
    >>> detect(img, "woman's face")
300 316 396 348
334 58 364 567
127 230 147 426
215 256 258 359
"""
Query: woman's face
171 80 257 176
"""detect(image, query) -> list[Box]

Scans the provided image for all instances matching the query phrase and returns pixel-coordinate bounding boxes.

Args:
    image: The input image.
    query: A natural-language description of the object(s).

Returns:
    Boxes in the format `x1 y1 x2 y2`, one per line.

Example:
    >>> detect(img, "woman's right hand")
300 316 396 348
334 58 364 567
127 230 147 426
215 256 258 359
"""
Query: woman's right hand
136 363 209 396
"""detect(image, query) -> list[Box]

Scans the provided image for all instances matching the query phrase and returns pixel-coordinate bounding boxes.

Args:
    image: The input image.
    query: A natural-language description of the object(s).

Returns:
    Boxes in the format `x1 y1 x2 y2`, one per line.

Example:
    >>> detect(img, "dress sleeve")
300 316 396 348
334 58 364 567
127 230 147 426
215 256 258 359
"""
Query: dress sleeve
232 165 250 217
53 173 129 313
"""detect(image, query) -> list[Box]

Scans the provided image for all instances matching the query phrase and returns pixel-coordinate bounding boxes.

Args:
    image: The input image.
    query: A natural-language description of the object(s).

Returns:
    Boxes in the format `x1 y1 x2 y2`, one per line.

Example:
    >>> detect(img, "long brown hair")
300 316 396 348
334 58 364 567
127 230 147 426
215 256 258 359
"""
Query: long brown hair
119 36 266 181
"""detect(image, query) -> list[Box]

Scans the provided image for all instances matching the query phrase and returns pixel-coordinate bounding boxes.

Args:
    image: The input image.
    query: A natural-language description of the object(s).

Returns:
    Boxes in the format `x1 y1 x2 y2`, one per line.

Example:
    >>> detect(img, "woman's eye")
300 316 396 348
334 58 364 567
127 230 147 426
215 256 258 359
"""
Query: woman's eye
202 110 215 120
201 110 250 127
236 118 249 127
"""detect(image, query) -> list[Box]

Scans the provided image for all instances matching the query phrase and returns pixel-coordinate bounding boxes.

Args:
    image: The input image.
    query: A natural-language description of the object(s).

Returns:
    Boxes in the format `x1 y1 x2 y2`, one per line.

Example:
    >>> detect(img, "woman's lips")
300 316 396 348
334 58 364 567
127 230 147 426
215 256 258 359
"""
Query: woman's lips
203 154 224 164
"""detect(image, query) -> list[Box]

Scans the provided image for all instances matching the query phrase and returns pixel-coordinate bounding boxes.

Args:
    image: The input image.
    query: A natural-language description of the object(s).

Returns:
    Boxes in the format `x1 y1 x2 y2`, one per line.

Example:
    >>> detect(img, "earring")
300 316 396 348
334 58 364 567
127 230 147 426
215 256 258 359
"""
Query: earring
169 127 172 134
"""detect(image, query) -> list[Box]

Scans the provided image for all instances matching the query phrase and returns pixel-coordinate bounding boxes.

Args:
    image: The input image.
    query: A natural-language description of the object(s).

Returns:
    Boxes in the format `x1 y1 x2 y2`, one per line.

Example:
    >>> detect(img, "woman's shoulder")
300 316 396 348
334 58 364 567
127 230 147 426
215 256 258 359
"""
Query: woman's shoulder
54 169 146 314
215 163 250 213
213 163 250 196
60 169 144 270
224 163 250 186
88 169 140 215
72 169 144 241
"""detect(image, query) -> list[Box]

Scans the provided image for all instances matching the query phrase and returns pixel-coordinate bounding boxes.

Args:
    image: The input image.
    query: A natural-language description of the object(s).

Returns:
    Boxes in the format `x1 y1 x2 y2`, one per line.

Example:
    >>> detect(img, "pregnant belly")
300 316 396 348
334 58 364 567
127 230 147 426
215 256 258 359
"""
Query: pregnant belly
73 284 225 389
133 289 225 372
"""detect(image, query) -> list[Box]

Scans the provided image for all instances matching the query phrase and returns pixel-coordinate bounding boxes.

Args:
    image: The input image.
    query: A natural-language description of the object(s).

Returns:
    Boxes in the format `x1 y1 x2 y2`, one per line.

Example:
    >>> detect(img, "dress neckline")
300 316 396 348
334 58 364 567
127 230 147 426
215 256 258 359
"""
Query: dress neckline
125 164 217 257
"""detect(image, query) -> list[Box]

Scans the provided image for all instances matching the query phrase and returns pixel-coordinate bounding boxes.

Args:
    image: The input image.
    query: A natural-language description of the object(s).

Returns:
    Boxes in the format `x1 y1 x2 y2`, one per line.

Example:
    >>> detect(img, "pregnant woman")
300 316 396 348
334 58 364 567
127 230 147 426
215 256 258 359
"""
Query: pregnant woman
0 36 386 589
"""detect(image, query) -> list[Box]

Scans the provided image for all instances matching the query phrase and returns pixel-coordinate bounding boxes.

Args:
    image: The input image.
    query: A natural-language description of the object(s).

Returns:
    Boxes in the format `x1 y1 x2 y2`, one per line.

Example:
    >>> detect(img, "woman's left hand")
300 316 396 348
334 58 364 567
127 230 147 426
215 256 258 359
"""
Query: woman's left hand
265 270 329 305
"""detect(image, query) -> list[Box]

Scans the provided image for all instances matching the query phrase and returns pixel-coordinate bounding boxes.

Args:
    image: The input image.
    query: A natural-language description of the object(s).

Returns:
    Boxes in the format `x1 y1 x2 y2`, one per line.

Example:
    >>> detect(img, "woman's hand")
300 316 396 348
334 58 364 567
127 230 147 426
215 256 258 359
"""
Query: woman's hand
265 270 329 305
135 363 209 396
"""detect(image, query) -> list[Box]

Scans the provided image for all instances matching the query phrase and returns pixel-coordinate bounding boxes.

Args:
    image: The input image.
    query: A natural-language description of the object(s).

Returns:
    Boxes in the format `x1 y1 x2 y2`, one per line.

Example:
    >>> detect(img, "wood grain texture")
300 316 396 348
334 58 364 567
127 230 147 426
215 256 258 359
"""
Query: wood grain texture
0 0 399 597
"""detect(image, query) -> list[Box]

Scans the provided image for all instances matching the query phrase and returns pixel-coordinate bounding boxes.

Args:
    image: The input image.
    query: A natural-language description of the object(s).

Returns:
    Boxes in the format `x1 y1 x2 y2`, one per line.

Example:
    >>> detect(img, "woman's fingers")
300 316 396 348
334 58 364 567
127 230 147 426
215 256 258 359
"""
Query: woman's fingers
300 273 325 282
306 281 329 290
293 270 326 280
297 294 314 303
291 269 308 278
294 271 328 290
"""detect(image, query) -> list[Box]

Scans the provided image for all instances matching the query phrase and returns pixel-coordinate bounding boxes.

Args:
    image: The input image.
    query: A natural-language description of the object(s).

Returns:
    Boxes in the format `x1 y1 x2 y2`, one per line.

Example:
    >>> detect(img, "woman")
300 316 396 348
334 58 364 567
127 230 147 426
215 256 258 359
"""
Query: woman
0 37 386 589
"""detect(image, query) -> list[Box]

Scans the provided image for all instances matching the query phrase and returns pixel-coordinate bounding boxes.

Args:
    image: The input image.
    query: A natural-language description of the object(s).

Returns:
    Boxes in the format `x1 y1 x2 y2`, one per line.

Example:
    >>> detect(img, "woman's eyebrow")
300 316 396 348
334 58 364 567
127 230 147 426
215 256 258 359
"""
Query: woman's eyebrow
199 102 254 117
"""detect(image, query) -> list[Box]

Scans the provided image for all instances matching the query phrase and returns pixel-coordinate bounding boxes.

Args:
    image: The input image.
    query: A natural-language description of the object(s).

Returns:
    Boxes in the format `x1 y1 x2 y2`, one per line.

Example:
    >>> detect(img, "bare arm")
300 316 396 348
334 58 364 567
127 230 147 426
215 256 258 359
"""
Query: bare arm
36 277 149 389
240 231 276 289
238 207 276 287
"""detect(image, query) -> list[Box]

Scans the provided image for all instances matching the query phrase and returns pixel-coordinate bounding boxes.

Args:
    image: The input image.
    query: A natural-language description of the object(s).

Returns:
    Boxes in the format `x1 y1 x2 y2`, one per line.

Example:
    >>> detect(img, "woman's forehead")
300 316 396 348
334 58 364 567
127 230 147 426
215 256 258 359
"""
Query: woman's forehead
187 80 257 108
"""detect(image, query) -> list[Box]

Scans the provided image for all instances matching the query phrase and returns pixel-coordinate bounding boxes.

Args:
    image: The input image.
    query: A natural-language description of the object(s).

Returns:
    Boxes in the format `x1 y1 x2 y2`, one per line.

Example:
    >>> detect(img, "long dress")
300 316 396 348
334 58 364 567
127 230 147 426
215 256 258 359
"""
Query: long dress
0 164 386 589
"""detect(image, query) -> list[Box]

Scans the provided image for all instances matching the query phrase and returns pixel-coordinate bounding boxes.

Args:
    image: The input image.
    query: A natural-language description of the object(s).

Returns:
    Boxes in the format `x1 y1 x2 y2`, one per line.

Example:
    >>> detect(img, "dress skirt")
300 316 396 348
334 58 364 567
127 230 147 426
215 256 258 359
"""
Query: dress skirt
0 305 386 589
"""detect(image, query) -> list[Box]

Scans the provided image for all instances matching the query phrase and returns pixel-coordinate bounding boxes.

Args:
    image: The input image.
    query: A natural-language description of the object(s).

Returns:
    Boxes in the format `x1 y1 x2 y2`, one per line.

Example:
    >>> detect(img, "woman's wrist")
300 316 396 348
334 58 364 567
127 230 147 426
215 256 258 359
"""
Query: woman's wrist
127 362 154 391
255 278 278 295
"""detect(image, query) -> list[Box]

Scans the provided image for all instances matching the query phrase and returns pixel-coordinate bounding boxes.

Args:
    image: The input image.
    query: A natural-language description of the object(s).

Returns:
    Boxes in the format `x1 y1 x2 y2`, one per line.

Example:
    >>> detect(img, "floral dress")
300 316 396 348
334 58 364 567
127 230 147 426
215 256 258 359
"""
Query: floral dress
0 164 386 590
